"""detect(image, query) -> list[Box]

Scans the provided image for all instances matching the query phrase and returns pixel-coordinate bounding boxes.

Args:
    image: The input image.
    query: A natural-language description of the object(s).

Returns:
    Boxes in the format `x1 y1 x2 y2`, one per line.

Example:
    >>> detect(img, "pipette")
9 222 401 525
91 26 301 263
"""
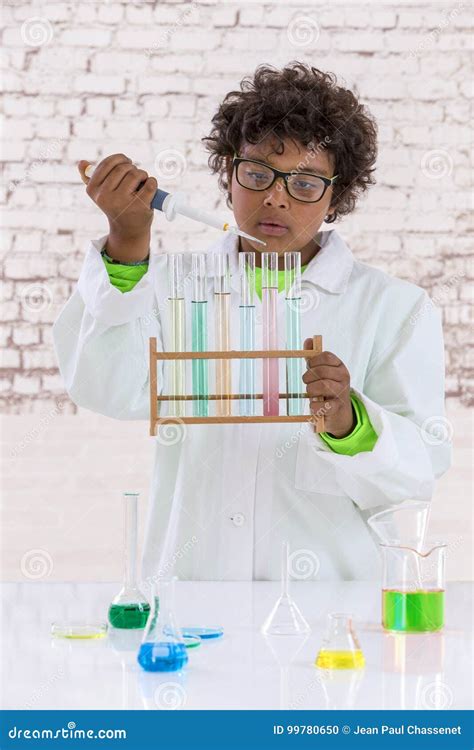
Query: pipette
82 163 266 246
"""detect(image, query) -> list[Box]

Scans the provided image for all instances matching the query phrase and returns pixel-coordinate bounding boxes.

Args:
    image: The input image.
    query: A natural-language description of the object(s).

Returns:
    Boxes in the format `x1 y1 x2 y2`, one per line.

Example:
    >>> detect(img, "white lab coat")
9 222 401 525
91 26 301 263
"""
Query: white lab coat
52 229 451 582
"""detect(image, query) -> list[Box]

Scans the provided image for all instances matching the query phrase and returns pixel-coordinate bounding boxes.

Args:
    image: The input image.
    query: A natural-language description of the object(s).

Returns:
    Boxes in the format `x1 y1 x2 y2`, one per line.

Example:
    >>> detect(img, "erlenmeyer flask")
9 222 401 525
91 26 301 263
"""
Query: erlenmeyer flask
108 492 150 629
261 541 311 636
137 578 188 672
315 613 365 670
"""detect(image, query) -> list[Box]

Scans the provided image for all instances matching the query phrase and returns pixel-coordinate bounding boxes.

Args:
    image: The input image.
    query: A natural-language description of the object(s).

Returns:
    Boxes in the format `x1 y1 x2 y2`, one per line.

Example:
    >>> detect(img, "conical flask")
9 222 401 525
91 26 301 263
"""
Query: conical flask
261 541 311 636
108 492 150 629
315 613 365 670
137 578 189 672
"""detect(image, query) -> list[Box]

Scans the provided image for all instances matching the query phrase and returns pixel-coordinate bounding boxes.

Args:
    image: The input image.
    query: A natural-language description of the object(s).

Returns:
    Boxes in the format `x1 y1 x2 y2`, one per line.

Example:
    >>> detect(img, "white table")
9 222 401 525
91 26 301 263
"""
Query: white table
1 582 472 710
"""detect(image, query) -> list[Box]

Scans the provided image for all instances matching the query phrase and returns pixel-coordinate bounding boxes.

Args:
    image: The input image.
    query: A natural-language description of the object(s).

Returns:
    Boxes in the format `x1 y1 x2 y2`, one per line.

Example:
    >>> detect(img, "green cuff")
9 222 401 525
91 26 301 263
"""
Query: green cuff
102 255 149 293
319 394 378 456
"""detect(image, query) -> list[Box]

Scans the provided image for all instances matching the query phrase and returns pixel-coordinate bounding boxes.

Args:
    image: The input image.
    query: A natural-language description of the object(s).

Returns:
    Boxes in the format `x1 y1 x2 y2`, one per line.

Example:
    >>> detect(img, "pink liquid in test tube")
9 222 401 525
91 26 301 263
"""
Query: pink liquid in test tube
262 253 279 416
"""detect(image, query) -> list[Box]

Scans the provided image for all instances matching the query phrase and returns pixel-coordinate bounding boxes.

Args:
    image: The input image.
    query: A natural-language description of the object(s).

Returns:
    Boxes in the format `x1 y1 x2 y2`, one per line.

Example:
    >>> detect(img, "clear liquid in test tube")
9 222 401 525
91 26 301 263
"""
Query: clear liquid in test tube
239 252 256 416
168 254 186 417
214 253 232 416
285 252 303 416
191 253 208 417
262 252 279 416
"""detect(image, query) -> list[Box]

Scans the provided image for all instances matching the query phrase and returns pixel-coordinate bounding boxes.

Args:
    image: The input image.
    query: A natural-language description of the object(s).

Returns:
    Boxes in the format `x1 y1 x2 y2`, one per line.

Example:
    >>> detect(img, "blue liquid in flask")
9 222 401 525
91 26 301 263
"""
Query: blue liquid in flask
137 641 188 672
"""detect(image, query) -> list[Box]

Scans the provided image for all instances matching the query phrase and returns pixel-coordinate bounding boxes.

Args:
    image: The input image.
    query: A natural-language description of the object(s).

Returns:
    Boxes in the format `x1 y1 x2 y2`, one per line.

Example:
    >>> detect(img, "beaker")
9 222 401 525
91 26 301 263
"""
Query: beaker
315 613 365 670
108 492 150 629
380 541 446 633
137 578 188 672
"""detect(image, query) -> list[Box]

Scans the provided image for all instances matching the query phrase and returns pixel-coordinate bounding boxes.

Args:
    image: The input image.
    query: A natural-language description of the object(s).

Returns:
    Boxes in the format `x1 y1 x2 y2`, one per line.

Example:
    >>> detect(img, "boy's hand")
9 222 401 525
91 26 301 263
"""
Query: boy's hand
78 154 158 263
303 339 356 438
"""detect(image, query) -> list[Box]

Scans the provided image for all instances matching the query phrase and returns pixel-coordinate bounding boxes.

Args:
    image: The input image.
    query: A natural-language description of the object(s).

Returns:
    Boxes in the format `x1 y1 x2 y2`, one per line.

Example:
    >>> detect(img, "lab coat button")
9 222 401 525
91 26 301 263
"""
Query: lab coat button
231 513 245 527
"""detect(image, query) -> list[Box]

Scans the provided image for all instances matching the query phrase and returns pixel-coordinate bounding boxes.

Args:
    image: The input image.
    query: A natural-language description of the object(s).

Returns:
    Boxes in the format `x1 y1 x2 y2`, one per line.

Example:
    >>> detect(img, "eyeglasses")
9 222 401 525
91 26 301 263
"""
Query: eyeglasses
232 155 338 203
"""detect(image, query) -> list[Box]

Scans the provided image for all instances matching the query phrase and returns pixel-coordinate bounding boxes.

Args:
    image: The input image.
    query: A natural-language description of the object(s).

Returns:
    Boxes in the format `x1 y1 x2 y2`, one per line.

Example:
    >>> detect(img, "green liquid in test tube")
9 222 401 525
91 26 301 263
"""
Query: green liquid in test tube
191 253 208 417
239 252 256 416
168 254 186 417
285 252 303 416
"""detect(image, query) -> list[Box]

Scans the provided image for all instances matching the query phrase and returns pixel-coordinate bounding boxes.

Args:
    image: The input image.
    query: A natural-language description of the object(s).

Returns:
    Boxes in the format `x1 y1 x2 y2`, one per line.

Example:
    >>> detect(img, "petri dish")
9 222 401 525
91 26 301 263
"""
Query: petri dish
183 635 201 649
51 622 108 640
181 626 224 640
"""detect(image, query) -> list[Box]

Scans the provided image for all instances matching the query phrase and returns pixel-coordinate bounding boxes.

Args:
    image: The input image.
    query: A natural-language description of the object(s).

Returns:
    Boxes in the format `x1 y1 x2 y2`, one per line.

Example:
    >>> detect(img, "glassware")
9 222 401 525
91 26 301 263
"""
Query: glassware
380 542 446 632
239 252 256 416
284 252 303 416
137 579 188 672
108 492 150 630
214 253 232 416
368 502 446 633
262 252 279 416
191 253 209 417
261 541 310 635
168 253 186 417
315 613 365 670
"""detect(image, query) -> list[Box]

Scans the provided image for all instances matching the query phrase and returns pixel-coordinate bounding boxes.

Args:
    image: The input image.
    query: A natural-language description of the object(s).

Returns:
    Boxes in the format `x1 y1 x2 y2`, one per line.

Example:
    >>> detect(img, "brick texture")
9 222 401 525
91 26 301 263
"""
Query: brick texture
1 1 472 412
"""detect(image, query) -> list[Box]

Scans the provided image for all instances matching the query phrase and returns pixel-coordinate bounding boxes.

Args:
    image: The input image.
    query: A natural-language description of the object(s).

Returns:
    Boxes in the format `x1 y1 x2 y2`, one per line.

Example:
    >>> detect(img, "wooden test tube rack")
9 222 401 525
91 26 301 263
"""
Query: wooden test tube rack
149 334 325 435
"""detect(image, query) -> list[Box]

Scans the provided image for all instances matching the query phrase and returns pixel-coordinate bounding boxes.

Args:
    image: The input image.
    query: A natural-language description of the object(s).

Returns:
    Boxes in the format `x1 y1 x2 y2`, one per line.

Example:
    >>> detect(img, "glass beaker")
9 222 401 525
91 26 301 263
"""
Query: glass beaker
108 492 150 629
137 578 188 672
315 613 365 670
381 542 446 633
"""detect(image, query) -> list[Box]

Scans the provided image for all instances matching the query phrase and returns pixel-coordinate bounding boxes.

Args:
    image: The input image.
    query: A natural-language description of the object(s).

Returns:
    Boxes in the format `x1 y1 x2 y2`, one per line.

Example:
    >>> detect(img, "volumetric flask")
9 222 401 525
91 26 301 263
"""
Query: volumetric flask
108 492 150 629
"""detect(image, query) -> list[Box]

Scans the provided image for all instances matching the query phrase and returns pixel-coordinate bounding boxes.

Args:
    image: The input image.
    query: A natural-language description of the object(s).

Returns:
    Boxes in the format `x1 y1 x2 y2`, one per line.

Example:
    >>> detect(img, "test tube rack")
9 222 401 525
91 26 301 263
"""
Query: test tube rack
149 334 326 435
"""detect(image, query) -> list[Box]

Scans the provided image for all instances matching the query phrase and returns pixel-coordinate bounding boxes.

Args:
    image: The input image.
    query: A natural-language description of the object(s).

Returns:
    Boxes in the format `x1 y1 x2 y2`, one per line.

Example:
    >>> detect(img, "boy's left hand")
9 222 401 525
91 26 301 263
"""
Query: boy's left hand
302 339 356 438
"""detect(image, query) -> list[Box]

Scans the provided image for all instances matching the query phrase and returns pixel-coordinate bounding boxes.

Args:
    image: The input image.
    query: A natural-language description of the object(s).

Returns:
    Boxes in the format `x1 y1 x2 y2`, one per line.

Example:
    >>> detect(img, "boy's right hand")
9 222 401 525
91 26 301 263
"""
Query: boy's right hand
78 154 158 263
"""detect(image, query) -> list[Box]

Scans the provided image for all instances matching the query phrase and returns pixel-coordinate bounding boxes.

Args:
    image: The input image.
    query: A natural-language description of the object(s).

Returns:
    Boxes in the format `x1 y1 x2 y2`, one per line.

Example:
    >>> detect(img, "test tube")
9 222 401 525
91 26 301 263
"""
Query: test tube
262 252 279 416
214 253 232 416
239 252 256 416
284 252 303 416
191 253 208 417
168 254 186 417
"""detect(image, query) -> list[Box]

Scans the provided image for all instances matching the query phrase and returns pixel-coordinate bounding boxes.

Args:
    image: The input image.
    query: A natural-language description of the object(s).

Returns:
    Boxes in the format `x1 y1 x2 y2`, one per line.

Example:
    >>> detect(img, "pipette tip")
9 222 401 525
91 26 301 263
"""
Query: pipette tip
228 226 267 246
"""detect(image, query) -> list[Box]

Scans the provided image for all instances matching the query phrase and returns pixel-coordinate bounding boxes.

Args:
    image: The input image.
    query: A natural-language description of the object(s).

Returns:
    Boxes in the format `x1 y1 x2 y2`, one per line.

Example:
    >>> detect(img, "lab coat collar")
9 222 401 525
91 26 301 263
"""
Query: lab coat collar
204 228 354 295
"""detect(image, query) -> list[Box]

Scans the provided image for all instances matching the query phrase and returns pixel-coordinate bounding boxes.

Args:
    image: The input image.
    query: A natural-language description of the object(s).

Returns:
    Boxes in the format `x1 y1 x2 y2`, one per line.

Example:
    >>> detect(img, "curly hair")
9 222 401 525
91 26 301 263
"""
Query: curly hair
202 62 378 223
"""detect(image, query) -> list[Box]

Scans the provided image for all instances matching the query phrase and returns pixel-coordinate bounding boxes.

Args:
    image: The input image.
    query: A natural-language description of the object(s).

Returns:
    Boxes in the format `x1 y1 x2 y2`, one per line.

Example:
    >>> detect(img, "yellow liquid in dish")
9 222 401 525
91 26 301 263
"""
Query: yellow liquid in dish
315 650 365 670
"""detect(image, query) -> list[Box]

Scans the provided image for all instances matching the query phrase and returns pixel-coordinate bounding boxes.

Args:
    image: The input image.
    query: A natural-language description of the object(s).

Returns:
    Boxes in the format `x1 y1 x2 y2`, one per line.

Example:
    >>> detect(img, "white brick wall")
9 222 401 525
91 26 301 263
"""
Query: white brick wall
1 0 472 413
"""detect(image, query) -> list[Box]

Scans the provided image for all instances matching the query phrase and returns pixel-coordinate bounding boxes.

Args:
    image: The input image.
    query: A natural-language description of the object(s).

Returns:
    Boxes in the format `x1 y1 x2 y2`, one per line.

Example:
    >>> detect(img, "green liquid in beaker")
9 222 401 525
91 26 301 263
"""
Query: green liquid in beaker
108 602 150 629
382 589 444 632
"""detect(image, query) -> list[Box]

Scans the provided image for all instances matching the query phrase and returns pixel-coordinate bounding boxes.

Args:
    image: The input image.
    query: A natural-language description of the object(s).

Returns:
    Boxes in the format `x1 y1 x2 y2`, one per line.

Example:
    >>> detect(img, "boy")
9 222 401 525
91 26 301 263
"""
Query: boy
53 63 451 581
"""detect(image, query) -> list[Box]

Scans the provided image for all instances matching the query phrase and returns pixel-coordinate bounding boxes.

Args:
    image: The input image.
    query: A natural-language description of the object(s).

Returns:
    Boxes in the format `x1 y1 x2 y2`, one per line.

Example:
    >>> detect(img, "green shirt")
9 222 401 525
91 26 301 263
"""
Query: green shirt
102 255 378 455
